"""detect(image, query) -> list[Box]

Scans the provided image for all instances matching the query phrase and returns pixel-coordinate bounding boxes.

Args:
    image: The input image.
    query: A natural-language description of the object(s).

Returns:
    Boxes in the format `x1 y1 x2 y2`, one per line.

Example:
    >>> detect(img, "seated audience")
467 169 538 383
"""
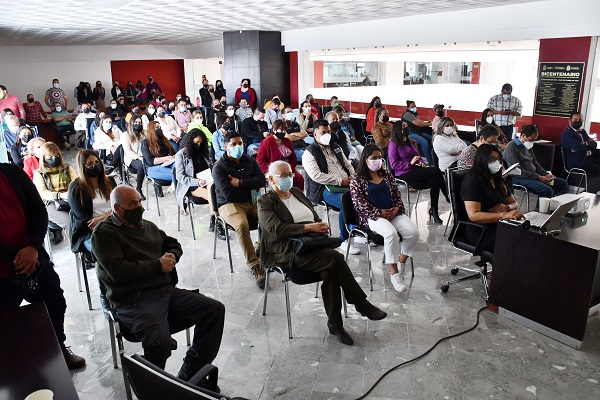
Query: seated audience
142 121 176 197
235 99 253 121
333 105 363 160
174 98 192 132
0 163 85 369
561 111 600 175
93 115 123 177
371 108 393 156
33 142 77 229
350 144 419 293
224 104 238 132
156 105 181 152
365 96 382 134
388 121 448 224
207 99 222 132
74 103 96 145
23 137 46 179
110 81 124 101
430 104 445 134
257 120 304 190
264 94 285 111
212 114 231 161
241 108 269 155
142 103 157 130
283 106 308 143
258 160 387 345
234 78 257 109
402 100 433 164
303 120 360 255
188 110 213 147
433 116 467 171
10 126 34 168
265 98 282 129
51 103 75 149
462 144 523 252
504 124 568 200
122 114 147 199
306 94 321 118
479 108 508 150
91 185 225 384
297 100 319 134
212 132 266 288
107 98 125 129
457 125 501 170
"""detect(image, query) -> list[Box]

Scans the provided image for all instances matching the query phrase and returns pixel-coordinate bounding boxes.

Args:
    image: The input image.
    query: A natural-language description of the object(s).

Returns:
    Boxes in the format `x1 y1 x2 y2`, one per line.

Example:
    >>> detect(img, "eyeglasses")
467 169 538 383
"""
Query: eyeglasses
85 160 102 168
274 173 294 179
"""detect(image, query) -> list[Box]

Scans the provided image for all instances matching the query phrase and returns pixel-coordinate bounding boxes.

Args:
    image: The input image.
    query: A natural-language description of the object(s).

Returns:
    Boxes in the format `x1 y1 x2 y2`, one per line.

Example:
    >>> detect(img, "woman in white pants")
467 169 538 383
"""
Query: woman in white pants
350 144 419 292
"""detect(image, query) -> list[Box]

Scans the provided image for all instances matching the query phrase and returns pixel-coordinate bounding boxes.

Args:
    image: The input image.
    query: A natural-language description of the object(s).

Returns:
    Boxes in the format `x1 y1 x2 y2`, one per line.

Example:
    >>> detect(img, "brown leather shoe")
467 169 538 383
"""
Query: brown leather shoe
327 323 354 345
355 300 387 321
61 345 86 369
251 265 266 289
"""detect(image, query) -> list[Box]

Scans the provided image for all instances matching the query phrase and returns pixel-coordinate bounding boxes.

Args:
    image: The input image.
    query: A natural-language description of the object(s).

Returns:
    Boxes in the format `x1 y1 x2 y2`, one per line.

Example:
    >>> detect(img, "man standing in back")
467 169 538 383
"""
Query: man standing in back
487 83 523 139
45 78 68 111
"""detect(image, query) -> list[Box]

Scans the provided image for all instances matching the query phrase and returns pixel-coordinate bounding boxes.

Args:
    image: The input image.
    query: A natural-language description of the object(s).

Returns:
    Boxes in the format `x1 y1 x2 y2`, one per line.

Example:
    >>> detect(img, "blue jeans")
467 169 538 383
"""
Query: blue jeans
169 139 179 153
148 165 173 182
247 143 260 155
83 238 92 252
322 190 348 240
409 132 433 164
512 177 569 206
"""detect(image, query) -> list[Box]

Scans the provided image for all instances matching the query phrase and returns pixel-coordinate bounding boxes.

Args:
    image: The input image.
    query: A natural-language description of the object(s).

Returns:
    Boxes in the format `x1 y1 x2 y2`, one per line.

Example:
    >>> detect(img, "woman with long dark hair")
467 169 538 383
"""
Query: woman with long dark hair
461 143 523 252
365 96 382 134
10 126 34 168
141 120 175 197
388 121 448 223
122 113 146 199
214 79 226 100
479 108 508 150
350 144 419 293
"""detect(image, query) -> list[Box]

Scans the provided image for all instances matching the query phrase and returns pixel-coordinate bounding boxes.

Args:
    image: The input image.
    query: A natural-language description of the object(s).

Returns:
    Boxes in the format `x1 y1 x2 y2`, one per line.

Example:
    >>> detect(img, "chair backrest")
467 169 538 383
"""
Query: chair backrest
448 169 470 241
172 165 178 189
340 191 358 229
431 148 439 168
122 354 225 400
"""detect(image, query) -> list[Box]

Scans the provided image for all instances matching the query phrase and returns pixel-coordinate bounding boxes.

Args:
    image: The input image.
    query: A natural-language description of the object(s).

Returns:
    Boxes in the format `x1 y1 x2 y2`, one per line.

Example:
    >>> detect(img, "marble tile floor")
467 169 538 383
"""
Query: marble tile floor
39 159 600 400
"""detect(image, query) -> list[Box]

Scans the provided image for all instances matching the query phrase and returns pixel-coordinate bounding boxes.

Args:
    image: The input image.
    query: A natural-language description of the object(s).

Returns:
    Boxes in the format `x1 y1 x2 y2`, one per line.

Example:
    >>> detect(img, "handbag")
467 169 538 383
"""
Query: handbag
54 199 71 212
289 233 342 256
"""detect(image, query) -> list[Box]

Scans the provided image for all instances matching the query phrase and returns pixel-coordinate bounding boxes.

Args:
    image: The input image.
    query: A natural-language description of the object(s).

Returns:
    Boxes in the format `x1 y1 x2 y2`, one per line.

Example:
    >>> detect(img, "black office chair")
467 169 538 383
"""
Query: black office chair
121 353 230 400
143 159 172 216
561 146 587 193
441 169 494 298
52 120 76 150
340 191 414 292
210 184 257 273
173 166 208 240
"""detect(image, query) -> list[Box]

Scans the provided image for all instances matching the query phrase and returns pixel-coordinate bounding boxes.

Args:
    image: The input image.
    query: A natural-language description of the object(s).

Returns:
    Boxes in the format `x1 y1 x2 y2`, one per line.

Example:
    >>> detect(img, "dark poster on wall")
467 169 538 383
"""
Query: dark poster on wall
534 62 585 118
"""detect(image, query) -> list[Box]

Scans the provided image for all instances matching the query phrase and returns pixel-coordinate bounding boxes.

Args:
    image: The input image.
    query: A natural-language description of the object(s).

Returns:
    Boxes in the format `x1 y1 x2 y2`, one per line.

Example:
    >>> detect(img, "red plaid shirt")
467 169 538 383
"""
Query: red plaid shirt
23 101 48 125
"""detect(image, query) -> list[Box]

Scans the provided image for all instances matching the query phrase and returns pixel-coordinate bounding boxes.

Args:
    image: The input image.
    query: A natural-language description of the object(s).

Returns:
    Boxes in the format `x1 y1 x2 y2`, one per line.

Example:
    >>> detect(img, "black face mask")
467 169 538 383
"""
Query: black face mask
203 84 208 88
402 127 410 137
86 164 102 177
83 107 90 113
133 123 142 131
169 105 175 111
21 135 33 144
436 110 444 117
133 108 140 114
27 98 34 103
274 132 286 140
213 104 221 110
222 122 231 131
374 101 382 108
217 83 223 88
194 143 203 152
221 101 227 106
45 156 59 167
572 120 583 130
330 121 341 131
209 88 214 93
157 111 166 118
382 116 390 123
309 98 314 104
155 128 164 137
148 78 153 82
242 83 249 88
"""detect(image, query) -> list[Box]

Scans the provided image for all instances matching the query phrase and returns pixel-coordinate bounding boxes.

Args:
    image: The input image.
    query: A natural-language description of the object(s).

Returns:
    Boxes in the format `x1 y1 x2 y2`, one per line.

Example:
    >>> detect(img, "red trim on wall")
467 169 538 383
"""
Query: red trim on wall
289 52 299 109
471 62 481 85
591 122 600 134
531 37 592 142
313 61 324 89
110 59 185 102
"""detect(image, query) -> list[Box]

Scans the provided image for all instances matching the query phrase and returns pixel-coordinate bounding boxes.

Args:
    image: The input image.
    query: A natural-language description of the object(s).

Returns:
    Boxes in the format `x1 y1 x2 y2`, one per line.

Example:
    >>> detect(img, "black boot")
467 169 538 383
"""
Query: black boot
216 220 227 241
327 323 354 345
154 183 164 198
429 207 443 224
208 215 216 233
136 188 146 201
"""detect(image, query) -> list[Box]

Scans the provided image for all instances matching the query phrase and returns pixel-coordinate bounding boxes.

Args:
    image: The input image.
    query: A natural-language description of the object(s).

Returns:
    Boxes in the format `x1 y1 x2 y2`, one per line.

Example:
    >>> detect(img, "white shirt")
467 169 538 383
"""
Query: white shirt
92 190 111 217
122 133 144 167
433 133 468 171
157 116 181 139
93 126 122 151
74 112 96 132
281 194 315 223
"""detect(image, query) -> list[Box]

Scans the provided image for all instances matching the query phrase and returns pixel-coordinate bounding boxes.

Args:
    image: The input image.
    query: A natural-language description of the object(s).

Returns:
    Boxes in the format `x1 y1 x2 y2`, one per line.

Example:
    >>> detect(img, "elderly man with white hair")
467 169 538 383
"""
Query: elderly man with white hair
91 185 225 386
257 160 387 346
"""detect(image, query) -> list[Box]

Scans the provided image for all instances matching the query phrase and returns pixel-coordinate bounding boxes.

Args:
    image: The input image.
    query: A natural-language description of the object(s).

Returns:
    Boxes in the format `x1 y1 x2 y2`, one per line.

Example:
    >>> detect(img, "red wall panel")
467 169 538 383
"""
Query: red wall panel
313 61 324 89
110 59 185 103
532 37 592 142
288 52 299 109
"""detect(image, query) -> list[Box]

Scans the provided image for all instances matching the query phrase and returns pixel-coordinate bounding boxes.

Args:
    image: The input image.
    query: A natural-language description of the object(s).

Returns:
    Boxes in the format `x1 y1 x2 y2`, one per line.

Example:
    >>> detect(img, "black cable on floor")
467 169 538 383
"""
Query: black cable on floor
355 306 488 400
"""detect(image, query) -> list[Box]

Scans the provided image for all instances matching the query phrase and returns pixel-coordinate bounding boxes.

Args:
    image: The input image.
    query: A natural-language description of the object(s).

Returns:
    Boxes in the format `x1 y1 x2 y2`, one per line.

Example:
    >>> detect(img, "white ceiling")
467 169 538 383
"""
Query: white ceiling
0 0 542 46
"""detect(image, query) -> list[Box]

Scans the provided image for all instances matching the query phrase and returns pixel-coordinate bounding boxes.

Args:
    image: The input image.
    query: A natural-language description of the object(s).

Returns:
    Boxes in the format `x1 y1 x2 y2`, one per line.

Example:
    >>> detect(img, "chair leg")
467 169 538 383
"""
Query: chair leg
45 228 54 262
155 186 161 217
177 205 181 231
443 213 453 236
414 191 421 215
75 253 83 292
123 361 133 400
80 253 93 310
284 280 292 339
366 236 373 291
262 269 271 315
410 257 415 278
342 291 348 318
212 222 218 259
188 201 196 240
185 328 191 346
109 319 118 369
146 180 150 210
406 190 412 217
314 282 319 298
224 222 233 273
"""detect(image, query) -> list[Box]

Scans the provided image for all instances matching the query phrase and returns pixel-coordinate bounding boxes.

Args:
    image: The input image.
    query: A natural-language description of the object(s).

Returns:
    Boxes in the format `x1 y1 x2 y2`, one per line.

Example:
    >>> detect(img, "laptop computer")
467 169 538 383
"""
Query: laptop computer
518 198 579 229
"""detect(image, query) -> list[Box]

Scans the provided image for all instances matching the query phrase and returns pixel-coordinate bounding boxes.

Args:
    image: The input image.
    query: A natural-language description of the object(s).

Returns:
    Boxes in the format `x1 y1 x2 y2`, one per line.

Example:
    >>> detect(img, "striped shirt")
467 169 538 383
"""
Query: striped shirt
303 145 354 186
487 94 523 126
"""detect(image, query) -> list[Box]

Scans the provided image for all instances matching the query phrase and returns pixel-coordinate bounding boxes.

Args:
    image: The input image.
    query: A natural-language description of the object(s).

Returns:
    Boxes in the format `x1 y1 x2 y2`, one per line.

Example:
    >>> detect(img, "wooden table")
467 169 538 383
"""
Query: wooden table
0 302 79 399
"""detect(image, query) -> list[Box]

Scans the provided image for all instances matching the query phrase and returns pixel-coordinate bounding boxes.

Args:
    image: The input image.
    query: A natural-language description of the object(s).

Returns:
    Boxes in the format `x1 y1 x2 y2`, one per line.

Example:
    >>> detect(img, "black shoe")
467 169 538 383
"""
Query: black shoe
51 229 64 243
327 323 354 345
216 220 227 241
154 183 164 198
355 300 387 321
429 207 443 224
208 215 216 233
136 188 146 201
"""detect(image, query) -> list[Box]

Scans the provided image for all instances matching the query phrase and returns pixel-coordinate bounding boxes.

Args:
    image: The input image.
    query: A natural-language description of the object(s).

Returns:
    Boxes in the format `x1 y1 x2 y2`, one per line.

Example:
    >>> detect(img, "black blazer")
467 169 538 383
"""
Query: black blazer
67 177 117 253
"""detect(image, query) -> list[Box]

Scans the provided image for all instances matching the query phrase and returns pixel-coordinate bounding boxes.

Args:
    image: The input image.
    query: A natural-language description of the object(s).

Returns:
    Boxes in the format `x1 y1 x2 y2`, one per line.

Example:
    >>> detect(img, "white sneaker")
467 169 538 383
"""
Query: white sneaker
354 237 377 247
390 273 407 293
63 141 71 149
338 240 361 255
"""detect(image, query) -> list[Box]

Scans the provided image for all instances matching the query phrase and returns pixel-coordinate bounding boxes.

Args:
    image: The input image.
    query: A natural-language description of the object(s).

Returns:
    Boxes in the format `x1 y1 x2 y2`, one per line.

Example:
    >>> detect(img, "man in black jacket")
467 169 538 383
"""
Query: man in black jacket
241 108 269 155
0 163 85 369
212 132 266 288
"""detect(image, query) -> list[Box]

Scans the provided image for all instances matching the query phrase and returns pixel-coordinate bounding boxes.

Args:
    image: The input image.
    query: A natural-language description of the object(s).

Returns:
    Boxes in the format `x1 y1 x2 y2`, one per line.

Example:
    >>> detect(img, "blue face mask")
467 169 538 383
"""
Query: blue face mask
277 176 293 192
103 122 112 131
410 107 417 113
228 144 244 159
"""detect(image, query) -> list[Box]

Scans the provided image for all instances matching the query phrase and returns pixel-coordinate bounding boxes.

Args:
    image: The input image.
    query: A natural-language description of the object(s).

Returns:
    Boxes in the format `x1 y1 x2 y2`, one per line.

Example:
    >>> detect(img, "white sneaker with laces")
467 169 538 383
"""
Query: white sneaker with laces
354 237 377 247
338 240 361 255
390 273 407 293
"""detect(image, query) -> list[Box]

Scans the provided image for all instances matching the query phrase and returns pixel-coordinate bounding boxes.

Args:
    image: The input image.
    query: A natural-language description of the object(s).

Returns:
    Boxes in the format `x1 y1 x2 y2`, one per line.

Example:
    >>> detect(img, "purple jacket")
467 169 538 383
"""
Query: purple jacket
388 139 420 177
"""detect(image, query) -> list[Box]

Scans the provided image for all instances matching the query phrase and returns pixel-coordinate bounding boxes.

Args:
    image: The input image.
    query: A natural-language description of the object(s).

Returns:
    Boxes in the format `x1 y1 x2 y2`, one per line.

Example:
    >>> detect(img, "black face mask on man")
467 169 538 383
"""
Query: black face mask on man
329 121 341 131
572 120 583 130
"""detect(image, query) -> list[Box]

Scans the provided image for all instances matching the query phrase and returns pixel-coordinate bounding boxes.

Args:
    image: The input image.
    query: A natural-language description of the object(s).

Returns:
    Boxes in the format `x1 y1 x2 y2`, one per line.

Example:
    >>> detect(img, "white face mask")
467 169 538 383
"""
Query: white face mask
147 108 155 115
34 147 43 159
303 107 311 113
488 160 502 174
194 118 203 124
226 109 235 117
502 94 510 100
486 116 494 124
319 133 331 146
285 112 294 121
523 140 534 150
111 104 117 109
443 126 454 135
